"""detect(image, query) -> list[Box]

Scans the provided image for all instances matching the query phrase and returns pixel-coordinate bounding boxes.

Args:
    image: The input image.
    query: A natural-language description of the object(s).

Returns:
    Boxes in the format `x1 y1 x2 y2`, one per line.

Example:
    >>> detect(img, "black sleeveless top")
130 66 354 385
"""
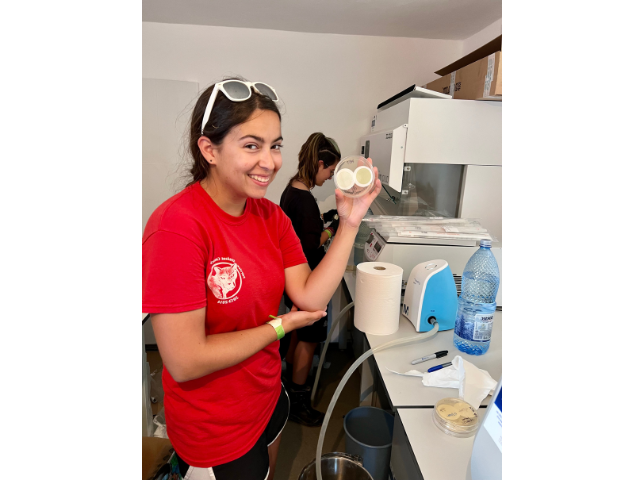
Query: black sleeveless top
280 185 326 309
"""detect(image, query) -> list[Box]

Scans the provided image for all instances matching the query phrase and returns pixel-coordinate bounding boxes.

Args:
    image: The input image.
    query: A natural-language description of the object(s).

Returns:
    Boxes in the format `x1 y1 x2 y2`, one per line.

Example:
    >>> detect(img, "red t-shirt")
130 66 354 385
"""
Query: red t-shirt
142 182 307 467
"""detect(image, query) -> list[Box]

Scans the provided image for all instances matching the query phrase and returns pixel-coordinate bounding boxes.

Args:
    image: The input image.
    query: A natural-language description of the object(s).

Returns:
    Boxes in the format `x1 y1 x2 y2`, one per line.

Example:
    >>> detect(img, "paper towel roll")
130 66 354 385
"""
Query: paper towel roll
354 262 403 335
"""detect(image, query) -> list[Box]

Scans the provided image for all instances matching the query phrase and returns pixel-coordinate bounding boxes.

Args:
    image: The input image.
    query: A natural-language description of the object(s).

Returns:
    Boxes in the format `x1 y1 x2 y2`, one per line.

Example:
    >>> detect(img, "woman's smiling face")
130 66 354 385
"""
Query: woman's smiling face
208 109 283 202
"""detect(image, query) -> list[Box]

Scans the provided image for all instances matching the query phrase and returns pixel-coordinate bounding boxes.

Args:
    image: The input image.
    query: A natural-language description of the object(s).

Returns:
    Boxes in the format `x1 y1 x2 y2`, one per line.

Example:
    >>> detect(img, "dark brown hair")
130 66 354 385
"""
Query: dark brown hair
289 133 341 189
187 77 281 185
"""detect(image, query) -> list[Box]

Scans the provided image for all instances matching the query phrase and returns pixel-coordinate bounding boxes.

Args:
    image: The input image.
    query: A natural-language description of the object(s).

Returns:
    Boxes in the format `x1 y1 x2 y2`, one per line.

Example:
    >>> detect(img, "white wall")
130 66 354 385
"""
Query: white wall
142 22 462 207
142 78 199 232
461 18 501 57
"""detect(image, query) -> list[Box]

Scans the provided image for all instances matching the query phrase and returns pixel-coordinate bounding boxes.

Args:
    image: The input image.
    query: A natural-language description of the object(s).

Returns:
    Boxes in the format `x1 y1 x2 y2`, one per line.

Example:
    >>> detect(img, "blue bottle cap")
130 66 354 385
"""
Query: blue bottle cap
479 240 492 247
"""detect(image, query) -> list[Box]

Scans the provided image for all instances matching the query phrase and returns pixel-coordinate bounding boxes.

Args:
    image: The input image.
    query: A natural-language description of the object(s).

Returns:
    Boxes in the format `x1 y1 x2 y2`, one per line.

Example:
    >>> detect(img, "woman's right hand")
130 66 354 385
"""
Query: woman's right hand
280 305 327 333
335 162 382 230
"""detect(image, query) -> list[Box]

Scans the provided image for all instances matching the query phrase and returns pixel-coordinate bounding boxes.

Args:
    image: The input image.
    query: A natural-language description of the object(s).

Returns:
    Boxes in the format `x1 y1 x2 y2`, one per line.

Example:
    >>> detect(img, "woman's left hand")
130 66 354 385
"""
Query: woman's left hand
335 163 382 230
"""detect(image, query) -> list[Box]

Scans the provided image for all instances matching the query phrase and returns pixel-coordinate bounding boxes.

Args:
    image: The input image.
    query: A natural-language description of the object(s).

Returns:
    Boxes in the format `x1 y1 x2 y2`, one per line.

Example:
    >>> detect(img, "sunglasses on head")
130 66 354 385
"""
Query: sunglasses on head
200 80 279 134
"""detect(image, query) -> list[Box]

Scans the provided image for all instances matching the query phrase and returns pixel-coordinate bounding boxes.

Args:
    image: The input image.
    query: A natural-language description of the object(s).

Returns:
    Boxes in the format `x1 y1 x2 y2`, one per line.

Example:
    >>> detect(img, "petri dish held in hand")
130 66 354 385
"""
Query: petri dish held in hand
334 156 375 198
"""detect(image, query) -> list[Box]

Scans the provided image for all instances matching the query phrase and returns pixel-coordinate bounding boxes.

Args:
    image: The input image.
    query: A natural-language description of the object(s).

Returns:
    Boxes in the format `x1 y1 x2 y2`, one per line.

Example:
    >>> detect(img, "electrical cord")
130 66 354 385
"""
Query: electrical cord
381 184 397 204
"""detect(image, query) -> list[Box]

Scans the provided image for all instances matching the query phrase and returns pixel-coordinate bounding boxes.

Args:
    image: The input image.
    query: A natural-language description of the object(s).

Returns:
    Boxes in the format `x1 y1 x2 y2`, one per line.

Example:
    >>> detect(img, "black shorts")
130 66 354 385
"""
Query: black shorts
173 383 289 480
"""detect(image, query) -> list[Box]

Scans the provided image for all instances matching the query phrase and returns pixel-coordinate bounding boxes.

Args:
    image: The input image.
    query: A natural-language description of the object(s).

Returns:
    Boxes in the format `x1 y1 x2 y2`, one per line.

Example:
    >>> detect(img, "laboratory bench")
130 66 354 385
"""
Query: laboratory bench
391 407 486 480
338 271 501 480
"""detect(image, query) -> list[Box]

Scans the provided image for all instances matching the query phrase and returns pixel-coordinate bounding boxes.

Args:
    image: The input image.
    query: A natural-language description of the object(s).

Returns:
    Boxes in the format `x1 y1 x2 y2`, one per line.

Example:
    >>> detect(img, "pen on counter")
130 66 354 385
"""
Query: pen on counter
427 362 453 373
410 350 448 365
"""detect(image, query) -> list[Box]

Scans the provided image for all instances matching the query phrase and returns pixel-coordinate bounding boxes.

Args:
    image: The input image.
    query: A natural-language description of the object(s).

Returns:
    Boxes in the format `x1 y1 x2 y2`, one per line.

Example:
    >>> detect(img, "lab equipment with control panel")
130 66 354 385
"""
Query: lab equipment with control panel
357 96 502 307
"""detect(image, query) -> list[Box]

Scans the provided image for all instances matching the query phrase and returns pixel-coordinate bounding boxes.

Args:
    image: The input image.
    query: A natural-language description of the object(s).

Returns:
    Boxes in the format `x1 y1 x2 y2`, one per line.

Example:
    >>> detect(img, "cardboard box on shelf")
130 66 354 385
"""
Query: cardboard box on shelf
142 437 173 480
423 35 502 101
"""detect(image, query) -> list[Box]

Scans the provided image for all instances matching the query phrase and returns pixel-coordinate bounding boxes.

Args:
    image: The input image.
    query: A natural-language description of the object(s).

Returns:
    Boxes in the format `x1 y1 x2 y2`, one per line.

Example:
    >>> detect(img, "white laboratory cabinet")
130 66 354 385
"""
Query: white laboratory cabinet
360 98 502 242
364 98 501 169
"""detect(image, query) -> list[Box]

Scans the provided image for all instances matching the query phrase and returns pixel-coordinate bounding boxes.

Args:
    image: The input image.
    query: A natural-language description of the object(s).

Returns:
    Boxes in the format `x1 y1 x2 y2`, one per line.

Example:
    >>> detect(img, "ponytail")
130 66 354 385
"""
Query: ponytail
290 132 341 188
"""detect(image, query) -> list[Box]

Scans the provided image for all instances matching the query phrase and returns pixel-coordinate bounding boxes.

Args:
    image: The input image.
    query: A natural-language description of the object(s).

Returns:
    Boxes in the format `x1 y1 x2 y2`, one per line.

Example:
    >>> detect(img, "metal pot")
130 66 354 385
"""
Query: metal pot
298 452 375 480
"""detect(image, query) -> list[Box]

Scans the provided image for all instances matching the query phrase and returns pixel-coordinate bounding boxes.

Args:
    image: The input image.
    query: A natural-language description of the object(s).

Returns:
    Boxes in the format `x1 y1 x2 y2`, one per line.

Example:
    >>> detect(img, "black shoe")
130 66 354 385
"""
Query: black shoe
288 383 325 427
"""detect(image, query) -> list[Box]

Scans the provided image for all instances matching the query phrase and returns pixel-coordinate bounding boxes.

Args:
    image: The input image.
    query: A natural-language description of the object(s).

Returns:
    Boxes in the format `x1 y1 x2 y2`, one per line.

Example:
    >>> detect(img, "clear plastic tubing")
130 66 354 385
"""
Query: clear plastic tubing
311 302 355 404
315 322 440 480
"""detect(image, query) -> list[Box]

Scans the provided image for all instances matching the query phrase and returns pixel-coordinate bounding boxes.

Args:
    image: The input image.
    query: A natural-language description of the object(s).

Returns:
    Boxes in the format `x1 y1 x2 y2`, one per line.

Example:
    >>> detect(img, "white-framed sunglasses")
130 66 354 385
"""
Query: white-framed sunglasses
200 80 279 134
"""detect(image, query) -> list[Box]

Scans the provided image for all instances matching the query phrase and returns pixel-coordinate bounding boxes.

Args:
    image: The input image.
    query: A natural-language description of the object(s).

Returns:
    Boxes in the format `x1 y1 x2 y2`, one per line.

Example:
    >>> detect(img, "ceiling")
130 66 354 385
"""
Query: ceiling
142 0 502 40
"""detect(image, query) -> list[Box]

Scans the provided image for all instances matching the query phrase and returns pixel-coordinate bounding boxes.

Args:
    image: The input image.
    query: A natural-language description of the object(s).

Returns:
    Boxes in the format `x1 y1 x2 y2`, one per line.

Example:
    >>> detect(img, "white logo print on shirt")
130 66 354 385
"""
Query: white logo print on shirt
207 258 245 304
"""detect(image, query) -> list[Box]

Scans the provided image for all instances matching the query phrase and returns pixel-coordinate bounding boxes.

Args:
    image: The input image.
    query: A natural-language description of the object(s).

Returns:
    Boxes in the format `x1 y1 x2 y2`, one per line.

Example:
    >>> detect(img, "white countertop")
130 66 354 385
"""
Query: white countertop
344 271 502 408
397 407 485 480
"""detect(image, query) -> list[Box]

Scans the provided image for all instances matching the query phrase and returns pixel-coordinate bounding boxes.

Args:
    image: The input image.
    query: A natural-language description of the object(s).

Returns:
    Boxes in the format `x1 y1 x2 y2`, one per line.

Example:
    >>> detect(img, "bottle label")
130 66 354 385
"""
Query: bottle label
473 313 493 341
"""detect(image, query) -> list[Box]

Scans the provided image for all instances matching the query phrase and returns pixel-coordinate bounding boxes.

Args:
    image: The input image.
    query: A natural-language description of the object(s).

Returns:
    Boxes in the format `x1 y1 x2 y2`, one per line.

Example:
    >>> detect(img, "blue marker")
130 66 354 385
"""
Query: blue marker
427 362 453 373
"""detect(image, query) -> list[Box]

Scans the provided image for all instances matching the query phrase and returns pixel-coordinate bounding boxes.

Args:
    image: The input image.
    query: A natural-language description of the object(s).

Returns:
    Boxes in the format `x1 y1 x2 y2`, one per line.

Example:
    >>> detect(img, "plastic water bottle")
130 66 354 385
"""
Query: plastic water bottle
453 240 500 355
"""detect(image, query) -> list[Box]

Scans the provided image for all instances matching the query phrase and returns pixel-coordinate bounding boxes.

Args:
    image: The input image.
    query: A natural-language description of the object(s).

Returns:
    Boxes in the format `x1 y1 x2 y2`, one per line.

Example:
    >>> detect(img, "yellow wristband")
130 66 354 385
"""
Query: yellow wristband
324 229 332 239
267 318 285 340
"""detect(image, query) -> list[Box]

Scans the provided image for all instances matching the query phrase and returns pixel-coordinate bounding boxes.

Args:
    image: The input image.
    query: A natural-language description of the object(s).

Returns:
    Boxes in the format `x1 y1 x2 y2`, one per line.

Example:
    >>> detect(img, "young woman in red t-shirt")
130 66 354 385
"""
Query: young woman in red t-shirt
142 78 381 480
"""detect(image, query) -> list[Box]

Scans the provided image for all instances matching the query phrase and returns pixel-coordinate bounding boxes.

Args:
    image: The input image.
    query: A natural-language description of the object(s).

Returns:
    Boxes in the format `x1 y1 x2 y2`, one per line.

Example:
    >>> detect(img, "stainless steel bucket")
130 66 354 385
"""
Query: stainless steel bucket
298 453 374 480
